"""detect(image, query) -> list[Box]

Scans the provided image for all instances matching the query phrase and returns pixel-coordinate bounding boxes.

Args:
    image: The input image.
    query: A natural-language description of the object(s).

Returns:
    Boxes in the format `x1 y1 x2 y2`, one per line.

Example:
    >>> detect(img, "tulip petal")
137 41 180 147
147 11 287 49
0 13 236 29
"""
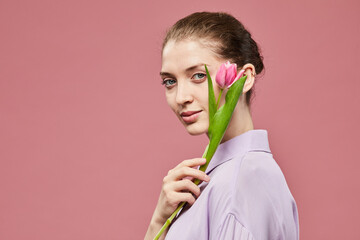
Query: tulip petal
215 64 226 88
225 64 237 86
235 69 245 81
224 61 231 69
227 69 245 89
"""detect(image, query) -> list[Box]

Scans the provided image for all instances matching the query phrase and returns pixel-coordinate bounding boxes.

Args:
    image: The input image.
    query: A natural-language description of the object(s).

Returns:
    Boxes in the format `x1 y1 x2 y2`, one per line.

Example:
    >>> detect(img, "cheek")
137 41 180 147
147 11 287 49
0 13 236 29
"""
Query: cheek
165 92 177 111
211 78 221 95
199 87 212 110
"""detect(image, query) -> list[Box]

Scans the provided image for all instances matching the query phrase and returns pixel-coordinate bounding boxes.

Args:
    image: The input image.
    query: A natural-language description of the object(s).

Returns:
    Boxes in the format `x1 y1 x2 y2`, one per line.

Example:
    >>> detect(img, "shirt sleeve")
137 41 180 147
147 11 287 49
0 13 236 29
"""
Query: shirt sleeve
216 213 255 240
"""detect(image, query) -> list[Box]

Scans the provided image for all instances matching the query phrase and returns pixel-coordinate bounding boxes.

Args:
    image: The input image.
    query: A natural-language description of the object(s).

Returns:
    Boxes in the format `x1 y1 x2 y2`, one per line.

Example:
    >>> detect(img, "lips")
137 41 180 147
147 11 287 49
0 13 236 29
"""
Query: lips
180 110 202 117
180 110 202 123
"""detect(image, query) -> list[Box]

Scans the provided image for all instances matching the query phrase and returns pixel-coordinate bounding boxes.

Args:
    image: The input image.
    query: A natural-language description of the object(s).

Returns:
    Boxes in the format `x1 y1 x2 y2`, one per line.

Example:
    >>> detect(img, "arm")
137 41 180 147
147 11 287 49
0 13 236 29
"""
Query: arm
144 158 210 240
144 214 168 240
216 213 255 240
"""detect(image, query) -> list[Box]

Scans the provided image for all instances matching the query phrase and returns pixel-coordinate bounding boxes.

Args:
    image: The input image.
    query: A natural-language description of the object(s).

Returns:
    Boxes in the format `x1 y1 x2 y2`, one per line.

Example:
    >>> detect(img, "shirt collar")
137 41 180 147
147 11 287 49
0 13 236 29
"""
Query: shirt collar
205 129 271 174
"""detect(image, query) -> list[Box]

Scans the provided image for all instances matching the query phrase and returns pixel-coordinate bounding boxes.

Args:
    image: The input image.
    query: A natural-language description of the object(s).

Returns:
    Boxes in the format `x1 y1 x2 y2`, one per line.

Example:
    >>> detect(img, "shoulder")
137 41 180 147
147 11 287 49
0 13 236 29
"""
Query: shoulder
209 151 286 200
234 151 297 216
211 151 292 212
238 151 290 194
209 152 299 240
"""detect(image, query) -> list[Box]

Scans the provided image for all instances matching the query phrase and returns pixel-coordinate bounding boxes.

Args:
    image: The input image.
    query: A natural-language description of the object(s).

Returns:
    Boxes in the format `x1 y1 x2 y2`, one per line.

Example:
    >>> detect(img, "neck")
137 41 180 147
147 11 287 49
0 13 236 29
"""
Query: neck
220 100 254 143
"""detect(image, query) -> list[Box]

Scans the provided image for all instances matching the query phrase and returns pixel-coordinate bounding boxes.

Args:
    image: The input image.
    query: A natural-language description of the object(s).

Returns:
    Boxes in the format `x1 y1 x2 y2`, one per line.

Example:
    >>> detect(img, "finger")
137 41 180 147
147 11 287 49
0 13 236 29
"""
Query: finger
172 179 201 198
172 192 196 206
174 158 207 170
170 167 210 182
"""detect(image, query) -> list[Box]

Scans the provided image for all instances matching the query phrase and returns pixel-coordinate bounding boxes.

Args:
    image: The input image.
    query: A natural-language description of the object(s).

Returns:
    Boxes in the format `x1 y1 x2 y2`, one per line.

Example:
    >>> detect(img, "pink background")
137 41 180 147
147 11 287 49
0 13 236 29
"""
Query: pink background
1 0 359 239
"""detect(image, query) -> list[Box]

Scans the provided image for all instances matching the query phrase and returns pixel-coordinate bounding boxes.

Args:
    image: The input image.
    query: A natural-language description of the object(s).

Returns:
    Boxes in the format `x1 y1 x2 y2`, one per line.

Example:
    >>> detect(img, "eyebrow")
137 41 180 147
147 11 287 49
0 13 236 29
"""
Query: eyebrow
160 63 209 77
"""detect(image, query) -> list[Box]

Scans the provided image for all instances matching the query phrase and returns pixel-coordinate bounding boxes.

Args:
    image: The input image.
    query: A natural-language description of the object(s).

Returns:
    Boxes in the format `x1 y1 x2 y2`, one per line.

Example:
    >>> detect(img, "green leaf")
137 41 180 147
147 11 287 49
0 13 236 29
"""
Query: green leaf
205 64 216 132
199 75 247 172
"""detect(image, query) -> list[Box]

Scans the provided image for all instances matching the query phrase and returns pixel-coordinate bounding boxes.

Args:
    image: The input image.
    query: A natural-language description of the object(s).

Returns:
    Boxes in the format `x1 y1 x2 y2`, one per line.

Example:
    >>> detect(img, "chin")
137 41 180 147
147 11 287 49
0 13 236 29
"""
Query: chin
184 123 208 136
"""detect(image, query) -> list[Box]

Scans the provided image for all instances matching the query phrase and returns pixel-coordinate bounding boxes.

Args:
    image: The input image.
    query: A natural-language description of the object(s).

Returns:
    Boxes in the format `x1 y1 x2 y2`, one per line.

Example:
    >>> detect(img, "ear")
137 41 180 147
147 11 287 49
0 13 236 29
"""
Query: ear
240 63 256 93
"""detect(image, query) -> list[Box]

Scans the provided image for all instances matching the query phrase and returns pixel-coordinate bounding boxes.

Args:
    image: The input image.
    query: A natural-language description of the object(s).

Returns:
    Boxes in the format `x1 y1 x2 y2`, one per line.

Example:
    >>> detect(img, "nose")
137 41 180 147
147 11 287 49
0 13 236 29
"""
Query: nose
175 81 193 105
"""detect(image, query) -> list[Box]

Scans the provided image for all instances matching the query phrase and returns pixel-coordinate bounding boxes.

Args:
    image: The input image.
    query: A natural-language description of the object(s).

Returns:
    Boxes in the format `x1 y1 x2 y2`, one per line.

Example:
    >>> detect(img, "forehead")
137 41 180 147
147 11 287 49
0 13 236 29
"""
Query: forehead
161 39 220 73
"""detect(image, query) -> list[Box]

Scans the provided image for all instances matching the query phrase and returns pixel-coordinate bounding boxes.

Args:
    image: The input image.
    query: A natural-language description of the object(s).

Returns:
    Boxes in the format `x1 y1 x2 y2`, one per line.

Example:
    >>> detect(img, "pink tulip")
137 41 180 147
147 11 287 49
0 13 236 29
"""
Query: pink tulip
215 61 246 89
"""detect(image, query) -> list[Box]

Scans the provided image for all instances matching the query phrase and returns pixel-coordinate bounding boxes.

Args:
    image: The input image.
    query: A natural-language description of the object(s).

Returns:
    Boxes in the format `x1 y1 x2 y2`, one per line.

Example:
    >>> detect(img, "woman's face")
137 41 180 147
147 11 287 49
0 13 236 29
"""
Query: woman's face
160 39 225 135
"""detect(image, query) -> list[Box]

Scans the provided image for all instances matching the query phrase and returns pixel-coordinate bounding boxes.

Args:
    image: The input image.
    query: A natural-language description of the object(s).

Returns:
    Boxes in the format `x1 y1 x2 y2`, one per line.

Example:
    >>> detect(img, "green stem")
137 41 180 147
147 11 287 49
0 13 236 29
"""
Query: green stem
153 202 186 240
215 89 223 110
153 144 209 240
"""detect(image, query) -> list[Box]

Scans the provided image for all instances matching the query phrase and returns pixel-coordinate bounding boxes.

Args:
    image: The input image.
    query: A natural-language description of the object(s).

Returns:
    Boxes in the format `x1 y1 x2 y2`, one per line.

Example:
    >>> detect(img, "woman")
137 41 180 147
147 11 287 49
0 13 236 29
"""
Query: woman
145 12 299 240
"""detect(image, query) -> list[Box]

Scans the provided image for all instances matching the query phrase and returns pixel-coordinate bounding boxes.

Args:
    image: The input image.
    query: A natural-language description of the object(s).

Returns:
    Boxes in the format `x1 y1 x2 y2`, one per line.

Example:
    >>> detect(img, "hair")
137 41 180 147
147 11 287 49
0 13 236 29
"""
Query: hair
162 12 264 105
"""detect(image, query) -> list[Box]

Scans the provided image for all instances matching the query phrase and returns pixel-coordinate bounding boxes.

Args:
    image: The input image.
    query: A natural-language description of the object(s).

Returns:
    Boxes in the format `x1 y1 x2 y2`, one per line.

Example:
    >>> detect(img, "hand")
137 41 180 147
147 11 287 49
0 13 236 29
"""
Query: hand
154 158 211 223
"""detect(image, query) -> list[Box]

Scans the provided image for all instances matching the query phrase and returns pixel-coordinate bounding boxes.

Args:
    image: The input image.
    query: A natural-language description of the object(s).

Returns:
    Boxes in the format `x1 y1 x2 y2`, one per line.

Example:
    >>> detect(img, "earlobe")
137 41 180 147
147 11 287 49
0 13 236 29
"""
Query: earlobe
241 63 256 93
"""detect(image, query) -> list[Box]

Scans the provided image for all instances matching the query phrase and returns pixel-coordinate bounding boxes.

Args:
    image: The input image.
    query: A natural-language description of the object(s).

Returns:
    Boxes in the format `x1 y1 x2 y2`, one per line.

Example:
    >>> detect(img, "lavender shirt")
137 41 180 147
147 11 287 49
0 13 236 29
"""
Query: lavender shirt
165 130 299 240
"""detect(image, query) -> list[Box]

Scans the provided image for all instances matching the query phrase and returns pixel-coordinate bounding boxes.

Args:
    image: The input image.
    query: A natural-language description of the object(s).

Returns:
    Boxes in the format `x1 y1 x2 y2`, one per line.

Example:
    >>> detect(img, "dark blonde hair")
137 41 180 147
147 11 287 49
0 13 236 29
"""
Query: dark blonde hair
162 12 264 105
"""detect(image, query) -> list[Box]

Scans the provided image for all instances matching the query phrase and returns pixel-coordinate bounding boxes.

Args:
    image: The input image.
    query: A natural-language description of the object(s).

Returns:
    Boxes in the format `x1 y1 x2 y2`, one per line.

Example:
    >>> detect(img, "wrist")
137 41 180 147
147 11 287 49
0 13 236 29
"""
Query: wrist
145 218 167 240
151 211 167 226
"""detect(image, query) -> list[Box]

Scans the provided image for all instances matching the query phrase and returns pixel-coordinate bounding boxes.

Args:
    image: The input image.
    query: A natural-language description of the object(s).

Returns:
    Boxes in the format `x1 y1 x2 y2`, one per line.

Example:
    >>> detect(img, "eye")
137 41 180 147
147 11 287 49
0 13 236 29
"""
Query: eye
162 79 177 88
192 73 206 81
